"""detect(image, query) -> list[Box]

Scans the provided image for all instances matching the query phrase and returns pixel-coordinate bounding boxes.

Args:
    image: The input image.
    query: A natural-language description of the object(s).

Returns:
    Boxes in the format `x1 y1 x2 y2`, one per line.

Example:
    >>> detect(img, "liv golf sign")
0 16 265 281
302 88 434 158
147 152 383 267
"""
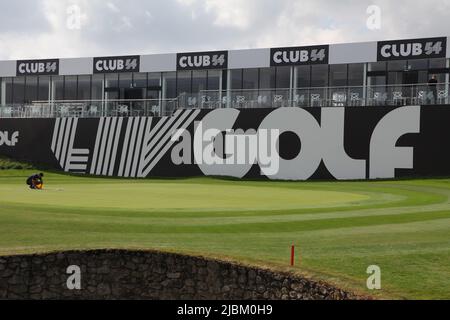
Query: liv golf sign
2 106 450 180
170 107 420 180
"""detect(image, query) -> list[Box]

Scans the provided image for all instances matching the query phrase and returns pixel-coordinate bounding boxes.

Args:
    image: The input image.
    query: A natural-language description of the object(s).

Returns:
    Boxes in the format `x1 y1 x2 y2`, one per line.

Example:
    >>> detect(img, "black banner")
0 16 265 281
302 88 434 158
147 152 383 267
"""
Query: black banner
270 45 329 66
377 37 447 61
16 59 59 76
1 106 450 180
177 51 228 71
93 55 140 74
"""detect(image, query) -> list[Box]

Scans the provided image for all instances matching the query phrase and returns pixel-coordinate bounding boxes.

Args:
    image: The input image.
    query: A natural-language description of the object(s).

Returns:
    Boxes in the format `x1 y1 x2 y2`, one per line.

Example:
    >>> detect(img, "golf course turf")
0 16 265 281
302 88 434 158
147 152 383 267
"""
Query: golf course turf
1 170 449 299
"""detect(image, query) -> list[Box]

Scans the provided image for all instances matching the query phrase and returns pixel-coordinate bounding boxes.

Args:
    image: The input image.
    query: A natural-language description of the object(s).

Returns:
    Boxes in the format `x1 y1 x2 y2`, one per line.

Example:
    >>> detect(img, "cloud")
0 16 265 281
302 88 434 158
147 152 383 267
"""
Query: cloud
0 0 448 60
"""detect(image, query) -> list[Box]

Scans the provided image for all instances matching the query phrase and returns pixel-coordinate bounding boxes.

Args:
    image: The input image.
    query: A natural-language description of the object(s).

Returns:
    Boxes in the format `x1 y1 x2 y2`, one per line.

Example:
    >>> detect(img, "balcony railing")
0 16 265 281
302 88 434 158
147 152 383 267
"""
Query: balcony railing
178 83 449 109
0 99 178 118
0 83 449 118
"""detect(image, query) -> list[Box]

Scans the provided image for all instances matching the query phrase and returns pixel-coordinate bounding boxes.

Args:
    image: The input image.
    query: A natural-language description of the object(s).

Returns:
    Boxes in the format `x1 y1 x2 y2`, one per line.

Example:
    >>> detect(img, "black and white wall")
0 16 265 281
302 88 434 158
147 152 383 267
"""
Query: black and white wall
1 106 450 180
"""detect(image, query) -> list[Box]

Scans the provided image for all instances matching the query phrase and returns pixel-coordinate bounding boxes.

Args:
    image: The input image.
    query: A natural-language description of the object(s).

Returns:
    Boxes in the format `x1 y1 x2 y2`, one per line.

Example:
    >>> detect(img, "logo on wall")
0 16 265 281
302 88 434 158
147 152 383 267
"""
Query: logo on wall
270 45 329 67
170 106 420 180
16 59 59 76
48 106 421 180
177 51 228 70
93 55 140 74
0 131 19 147
377 37 447 61
50 110 200 176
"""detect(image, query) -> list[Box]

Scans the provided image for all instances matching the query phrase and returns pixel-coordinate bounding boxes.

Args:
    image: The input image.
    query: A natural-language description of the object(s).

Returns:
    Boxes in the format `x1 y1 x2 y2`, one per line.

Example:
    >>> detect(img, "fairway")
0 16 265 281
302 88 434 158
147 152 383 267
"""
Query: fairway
1 170 450 299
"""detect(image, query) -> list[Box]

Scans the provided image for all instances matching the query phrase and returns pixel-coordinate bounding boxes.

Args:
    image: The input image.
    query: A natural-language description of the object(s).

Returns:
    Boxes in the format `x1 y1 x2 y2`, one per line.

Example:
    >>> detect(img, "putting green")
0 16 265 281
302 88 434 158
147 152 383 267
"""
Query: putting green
1 182 371 211
0 170 450 299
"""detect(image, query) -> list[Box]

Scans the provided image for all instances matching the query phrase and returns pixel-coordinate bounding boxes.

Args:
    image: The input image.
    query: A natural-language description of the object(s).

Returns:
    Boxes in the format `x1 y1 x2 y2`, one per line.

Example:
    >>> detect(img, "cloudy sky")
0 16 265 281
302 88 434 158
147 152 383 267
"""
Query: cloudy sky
0 0 448 60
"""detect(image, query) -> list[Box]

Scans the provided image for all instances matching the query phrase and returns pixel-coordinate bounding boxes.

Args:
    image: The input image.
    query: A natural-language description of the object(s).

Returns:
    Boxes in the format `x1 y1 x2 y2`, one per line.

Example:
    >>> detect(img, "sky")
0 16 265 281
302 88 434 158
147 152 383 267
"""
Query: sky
0 0 449 60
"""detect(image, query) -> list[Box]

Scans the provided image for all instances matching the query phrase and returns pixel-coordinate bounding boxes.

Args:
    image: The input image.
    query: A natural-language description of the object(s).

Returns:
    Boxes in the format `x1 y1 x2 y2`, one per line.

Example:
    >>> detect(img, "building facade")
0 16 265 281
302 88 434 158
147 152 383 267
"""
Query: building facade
0 36 449 117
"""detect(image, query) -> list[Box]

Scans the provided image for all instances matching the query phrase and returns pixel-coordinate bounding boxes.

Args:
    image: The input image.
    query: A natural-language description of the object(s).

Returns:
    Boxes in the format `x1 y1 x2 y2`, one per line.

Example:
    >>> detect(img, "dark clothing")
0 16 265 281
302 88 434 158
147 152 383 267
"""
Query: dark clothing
26 174 43 189
428 78 438 104
428 78 438 87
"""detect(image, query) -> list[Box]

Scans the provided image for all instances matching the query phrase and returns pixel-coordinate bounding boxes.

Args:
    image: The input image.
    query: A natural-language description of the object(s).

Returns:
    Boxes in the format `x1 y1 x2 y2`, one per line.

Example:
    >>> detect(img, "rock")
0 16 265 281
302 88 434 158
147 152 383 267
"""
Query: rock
291 282 303 291
97 283 111 296
257 285 266 294
0 250 360 300
167 273 181 279
184 279 195 287
97 265 110 274
222 285 231 292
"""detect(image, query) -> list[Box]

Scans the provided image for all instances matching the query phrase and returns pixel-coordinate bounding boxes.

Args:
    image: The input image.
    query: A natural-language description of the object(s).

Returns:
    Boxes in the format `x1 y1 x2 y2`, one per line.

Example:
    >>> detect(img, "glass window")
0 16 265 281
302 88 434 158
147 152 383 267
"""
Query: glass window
348 64 364 86
231 69 243 90
2 78 13 105
38 76 50 101
64 76 77 100
52 76 64 100
388 60 407 71
387 71 403 85
311 65 329 87
78 75 91 100
13 77 25 104
329 65 347 87
242 68 259 90
276 66 290 88
368 62 386 72
432 73 446 83
408 59 428 70
105 73 118 89
119 73 132 88
25 76 38 103
429 58 447 69
207 70 221 91
133 73 147 88
163 72 177 99
192 70 207 94
368 75 386 86
148 73 161 88
147 89 160 100
296 66 310 88
92 74 104 100
259 68 275 89
177 71 191 95
418 71 429 84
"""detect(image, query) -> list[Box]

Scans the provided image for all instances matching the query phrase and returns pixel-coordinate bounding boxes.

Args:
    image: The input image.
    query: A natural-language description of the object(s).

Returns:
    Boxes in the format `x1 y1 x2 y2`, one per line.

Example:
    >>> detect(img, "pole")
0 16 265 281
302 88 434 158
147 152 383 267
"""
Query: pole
290 245 295 266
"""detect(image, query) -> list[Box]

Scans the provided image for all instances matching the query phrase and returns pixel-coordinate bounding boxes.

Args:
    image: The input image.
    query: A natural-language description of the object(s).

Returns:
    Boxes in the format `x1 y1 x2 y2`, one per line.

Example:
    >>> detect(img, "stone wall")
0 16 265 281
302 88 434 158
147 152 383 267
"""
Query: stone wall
0 250 361 300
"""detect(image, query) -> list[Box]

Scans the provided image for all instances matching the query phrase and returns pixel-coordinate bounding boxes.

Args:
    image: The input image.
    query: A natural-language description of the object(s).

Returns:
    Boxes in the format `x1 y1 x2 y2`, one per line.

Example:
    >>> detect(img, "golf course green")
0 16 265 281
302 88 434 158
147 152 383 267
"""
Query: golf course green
0 170 449 299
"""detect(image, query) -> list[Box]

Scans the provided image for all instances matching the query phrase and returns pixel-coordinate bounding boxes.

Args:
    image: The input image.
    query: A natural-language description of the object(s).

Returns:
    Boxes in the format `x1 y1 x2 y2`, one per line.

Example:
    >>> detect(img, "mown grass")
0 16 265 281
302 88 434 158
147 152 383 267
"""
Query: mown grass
0 170 449 299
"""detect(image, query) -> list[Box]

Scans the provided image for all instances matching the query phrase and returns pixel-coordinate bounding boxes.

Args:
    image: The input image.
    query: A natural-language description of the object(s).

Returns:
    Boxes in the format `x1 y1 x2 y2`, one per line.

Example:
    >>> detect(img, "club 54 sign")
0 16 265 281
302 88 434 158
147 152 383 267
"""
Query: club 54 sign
93 55 140 73
16 59 59 76
177 51 228 70
271 45 329 66
377 37 447 61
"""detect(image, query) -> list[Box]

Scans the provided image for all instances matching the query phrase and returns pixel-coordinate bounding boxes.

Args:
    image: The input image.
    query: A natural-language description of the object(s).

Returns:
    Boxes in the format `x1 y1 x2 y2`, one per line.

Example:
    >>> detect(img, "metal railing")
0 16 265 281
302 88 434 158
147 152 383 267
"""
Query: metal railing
178 83 449 109
0 83 449 118
0 98 179 118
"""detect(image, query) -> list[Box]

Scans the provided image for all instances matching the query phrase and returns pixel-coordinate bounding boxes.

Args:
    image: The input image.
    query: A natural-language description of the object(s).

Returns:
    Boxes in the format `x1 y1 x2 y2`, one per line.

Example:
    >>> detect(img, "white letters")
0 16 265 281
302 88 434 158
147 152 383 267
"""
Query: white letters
0 131 19 147
370 106 420 179
173 106 421 180
66 265 81 290
367 265 381 290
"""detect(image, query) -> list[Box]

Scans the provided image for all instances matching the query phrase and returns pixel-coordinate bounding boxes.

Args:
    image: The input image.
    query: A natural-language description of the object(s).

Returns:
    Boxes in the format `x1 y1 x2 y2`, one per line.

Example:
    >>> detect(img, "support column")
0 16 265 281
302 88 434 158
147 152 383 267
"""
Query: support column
226 69 231 108
363 63 368 106
446 58 449 104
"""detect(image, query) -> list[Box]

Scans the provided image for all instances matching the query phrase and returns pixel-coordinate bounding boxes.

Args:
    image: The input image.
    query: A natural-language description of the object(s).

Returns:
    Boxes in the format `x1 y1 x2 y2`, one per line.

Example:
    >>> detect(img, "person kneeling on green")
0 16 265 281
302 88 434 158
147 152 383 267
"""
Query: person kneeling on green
26 173 44 190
